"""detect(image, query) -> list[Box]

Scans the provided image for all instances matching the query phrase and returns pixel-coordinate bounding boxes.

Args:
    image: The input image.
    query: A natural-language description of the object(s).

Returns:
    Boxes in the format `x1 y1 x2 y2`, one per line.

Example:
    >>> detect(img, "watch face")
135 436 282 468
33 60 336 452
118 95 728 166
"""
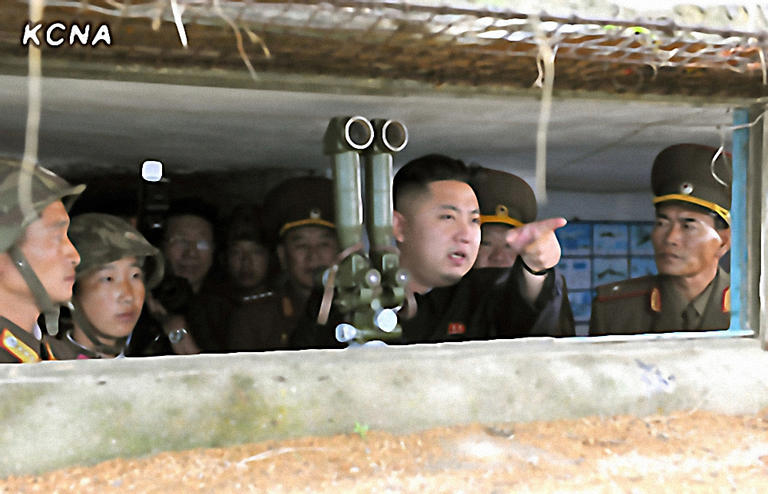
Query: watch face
169 328 186 344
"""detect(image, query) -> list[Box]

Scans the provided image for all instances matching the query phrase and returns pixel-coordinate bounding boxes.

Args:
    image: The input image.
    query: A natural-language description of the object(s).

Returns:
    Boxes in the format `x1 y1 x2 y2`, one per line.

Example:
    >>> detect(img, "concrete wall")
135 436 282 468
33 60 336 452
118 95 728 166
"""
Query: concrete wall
2 336 767 477
538 190 654 222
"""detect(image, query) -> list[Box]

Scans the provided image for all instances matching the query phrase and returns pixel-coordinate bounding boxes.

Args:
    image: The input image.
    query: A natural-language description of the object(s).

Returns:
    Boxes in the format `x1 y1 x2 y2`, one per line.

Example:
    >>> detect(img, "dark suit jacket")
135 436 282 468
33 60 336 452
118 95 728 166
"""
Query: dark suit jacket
292 258 574 349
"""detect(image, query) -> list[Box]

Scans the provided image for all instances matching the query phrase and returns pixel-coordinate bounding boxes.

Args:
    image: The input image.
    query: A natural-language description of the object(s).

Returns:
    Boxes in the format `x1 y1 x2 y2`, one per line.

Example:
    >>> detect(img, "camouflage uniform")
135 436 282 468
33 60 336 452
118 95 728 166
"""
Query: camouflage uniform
0 157 84 363
54 213 163 359
590 143 732 335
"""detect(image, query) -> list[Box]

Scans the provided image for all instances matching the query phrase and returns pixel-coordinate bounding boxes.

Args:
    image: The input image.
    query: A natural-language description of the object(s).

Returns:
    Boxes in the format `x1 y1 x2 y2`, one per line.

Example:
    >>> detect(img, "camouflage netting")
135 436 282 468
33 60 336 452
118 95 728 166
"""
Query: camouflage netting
0 0 767 97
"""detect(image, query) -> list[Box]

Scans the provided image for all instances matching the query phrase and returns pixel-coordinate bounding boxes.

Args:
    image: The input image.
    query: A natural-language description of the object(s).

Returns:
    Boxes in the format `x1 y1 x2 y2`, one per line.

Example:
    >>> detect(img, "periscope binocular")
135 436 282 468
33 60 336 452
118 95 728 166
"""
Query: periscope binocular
321 116 410 344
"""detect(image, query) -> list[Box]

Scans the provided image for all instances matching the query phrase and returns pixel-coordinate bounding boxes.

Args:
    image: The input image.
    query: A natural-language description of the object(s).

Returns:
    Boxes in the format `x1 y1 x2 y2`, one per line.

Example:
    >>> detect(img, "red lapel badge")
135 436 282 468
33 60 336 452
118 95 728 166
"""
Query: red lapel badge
447 322 466 335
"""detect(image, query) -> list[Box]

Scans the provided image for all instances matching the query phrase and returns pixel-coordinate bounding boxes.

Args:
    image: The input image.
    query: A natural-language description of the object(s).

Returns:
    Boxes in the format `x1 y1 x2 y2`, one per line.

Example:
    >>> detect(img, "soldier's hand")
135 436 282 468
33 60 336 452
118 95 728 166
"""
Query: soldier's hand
170 334 201 355
506 217 567 272
163 314 201 355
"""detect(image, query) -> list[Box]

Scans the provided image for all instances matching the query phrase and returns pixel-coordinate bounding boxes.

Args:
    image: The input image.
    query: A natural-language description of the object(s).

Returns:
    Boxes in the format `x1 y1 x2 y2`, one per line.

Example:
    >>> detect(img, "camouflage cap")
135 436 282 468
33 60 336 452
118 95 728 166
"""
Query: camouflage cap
263 176 335 243
470 166 537 227
651 143 732 226
69 213 164 289
0 157 85 252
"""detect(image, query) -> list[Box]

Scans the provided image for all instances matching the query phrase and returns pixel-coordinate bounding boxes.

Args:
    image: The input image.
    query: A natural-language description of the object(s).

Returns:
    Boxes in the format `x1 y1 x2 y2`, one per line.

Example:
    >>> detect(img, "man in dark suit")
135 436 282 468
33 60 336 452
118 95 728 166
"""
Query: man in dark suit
292 154 570 348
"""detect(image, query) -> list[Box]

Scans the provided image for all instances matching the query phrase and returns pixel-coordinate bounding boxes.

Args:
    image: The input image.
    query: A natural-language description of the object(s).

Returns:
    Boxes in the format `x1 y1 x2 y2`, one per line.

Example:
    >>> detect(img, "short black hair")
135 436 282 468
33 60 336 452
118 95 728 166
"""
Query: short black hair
393 154 471 210
166 197 218 226
163 198 220 249
226 203 265 248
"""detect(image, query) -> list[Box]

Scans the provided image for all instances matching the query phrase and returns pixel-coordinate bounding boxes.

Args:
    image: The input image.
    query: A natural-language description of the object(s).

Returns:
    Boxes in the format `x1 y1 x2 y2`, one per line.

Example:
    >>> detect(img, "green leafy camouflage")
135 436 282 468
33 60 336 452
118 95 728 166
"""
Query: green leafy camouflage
69 213 164 288
0 157 85 252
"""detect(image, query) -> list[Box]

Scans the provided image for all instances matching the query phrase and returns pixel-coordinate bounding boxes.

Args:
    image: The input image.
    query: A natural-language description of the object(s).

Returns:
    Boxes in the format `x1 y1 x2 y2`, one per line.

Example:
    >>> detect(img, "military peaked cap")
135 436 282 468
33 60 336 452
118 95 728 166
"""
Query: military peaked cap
226 204 265 247
470 166 536 227
263 176 335 242
651 143 732 226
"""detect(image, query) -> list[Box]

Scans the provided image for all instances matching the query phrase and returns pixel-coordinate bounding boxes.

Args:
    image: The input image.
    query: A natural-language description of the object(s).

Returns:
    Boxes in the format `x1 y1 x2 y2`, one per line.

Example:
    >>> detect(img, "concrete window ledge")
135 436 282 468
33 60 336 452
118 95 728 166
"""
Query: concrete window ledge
2 336 767 477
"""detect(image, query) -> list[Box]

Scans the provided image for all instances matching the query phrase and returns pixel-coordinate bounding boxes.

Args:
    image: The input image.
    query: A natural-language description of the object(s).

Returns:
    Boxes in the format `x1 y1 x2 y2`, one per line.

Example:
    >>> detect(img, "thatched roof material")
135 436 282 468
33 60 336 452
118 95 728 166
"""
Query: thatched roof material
1 1 766 97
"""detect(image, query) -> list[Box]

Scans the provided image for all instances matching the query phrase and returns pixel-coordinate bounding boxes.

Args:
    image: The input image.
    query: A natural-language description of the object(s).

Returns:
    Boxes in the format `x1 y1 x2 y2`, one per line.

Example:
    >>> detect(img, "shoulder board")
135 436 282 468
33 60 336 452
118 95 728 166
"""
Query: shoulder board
1 328 41 363
722 286 730 313
240 290 276 304
594 276 658 303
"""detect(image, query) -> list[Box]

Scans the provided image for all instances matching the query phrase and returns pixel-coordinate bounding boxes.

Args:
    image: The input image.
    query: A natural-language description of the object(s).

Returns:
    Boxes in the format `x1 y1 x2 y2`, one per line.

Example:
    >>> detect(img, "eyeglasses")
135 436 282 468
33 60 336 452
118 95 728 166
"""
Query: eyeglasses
167 236 212 252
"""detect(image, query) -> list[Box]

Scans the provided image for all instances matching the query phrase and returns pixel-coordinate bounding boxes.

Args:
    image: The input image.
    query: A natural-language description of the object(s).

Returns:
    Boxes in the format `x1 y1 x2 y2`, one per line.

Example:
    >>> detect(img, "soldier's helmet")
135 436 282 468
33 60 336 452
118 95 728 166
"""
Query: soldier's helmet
263 176 335 244
0 157 85 252
651 143 732 227
470 166 537 228
68 213 164 289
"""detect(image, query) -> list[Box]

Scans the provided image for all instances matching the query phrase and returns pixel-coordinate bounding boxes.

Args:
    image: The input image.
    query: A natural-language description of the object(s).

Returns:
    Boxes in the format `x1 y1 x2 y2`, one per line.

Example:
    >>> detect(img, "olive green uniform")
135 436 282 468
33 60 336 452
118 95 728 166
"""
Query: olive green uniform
0 317 89 362
224 284 302 351
589 143 732 335
224 176 335 351
590 267 730 335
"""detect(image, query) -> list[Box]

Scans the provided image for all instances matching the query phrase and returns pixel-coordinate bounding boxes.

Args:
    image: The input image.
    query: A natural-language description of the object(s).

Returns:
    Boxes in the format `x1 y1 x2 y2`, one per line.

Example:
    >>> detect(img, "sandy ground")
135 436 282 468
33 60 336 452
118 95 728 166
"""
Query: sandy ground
3 409 768 493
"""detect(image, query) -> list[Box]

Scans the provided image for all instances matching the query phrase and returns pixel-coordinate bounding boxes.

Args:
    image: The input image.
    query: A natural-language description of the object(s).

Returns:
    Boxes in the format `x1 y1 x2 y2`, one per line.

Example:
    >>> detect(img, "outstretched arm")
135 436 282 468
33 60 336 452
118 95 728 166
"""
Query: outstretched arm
506 217 567 305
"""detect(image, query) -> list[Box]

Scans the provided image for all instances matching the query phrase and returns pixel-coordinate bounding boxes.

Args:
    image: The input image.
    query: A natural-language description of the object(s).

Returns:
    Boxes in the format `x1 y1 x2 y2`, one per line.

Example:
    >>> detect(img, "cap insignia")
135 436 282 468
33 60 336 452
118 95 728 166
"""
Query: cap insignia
494 205 509 218
680 182 694 195
309 208 321 219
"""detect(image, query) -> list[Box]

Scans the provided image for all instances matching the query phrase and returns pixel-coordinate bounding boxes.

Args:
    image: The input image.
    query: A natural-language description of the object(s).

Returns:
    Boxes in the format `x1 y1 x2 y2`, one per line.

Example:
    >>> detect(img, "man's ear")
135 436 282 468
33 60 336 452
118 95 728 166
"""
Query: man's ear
716 227 732 259
392 210 407 243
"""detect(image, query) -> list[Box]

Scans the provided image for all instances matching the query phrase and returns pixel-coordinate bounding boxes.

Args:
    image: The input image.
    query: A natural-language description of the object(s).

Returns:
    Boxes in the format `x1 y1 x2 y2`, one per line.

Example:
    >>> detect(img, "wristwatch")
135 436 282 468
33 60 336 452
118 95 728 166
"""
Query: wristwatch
168 328 188 344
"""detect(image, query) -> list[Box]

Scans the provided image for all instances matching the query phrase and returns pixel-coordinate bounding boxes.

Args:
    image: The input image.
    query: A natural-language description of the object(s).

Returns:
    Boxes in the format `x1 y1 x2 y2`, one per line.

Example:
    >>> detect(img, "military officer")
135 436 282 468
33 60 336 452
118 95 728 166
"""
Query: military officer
590 143 732 335
226 176 338 351
55 213 164 359
471 166 574 336
0 157 85 363
471 166 538 269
